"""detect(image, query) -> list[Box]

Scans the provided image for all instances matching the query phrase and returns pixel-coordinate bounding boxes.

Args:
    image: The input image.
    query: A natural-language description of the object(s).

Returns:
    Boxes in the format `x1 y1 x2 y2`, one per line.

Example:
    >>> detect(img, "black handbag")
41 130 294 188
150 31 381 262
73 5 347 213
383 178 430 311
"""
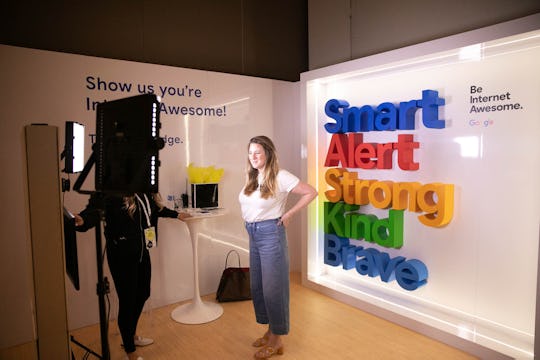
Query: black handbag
216 250 251 302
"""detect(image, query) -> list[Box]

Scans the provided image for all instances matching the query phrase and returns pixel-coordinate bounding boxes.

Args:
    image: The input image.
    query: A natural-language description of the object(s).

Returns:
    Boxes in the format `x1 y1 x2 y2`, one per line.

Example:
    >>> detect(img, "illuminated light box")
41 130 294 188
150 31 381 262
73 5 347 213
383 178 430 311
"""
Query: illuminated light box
302 26 540 360
64 121 85 173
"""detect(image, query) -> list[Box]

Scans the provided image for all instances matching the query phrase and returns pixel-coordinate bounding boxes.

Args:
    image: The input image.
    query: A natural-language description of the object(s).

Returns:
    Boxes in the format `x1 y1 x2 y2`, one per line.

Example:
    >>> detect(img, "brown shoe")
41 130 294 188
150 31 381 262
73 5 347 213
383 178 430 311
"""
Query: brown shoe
254 345 284 359
252 336 268 347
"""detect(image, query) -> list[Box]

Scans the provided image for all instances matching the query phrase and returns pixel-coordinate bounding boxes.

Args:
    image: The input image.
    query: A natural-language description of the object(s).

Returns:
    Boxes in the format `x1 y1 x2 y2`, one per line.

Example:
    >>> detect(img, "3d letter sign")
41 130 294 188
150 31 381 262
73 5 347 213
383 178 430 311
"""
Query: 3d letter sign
322 90 454 291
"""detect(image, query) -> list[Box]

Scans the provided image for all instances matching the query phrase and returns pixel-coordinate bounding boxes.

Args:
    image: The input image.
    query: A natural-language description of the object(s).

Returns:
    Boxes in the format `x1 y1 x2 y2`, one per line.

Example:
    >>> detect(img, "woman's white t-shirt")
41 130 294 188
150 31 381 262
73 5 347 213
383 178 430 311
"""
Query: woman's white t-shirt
238 169 300 222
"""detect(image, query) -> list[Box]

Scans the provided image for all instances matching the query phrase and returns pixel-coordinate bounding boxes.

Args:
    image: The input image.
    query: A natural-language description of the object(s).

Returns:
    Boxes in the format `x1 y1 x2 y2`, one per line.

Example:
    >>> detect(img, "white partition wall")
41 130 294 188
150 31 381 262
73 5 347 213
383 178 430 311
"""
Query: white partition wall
301 21 540 359
0 44 300 351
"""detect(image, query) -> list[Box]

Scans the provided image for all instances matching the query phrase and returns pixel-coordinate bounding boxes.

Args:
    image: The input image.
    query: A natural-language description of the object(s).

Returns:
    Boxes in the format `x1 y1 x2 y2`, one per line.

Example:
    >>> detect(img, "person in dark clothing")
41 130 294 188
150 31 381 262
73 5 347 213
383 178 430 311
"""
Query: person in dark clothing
75 192 190 360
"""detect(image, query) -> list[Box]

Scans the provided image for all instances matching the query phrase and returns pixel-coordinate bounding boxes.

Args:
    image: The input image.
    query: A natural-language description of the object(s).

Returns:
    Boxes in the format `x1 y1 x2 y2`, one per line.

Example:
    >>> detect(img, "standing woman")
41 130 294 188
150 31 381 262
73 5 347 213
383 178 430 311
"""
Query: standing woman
75 193 190 360
238 135 317 359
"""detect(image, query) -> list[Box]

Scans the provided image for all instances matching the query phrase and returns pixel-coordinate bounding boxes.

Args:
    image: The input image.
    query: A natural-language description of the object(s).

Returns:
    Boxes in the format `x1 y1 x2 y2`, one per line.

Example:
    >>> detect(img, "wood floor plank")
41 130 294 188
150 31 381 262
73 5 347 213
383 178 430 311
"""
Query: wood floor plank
70 273 477 359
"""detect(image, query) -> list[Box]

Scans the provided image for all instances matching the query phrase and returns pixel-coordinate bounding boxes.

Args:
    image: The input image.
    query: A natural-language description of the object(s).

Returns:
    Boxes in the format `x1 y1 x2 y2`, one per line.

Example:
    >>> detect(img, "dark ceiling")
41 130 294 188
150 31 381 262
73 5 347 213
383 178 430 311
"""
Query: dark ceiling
0 1 308 82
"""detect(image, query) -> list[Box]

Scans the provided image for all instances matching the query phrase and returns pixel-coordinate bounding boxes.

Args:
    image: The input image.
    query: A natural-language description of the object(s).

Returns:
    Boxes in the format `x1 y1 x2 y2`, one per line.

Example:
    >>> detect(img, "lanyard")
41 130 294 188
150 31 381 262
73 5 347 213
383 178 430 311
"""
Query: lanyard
135 194 151 228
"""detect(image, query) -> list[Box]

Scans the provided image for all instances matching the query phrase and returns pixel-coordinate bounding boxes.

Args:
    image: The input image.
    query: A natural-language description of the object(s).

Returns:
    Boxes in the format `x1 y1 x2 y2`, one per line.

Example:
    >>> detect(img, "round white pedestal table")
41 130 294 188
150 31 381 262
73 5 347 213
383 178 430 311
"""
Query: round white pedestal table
171 208 226 324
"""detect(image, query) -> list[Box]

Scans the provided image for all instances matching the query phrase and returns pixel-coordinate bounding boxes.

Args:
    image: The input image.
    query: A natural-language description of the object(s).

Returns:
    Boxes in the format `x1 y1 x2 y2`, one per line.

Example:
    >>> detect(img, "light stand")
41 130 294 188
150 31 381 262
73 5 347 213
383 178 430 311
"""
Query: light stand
72 151 110 360
94 211 110 360
68 93 163 359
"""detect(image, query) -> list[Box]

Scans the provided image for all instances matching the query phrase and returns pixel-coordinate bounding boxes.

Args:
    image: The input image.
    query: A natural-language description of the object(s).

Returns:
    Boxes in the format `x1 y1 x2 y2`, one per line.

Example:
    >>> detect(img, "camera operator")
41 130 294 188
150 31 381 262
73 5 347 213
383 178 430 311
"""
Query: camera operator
75 192 190 360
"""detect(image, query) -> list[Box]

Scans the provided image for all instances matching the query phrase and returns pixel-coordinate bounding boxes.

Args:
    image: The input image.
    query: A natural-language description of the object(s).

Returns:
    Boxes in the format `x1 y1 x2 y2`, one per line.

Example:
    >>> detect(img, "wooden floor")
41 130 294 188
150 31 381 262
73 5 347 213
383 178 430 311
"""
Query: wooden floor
70 273 477 360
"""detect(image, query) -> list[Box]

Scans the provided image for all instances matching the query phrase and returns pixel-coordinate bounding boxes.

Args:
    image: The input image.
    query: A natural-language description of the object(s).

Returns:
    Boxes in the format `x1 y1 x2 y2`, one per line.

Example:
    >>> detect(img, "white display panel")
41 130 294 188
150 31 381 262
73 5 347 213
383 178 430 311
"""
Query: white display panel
303 30 540 358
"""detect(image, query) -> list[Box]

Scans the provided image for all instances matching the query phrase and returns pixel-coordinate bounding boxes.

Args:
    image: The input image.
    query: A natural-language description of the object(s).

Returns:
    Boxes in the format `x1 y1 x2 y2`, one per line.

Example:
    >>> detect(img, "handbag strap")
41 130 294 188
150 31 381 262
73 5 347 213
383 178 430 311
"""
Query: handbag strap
224 250 241 268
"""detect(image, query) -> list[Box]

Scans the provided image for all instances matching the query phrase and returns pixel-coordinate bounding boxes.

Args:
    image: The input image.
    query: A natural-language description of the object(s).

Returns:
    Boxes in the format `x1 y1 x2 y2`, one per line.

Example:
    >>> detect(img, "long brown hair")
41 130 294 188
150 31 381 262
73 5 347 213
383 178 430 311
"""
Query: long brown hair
243 135 279 199
124 193 165 218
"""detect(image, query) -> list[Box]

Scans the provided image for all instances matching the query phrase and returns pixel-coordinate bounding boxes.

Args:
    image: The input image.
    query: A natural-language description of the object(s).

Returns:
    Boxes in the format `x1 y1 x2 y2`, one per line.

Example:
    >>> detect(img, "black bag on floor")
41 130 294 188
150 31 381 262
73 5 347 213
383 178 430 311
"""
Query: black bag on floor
216 250 251 302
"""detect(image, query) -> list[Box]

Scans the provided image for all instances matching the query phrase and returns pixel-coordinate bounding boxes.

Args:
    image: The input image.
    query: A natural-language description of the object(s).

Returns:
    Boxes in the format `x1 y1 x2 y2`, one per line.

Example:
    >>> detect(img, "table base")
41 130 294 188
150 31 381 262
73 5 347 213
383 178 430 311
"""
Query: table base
171 300 223 324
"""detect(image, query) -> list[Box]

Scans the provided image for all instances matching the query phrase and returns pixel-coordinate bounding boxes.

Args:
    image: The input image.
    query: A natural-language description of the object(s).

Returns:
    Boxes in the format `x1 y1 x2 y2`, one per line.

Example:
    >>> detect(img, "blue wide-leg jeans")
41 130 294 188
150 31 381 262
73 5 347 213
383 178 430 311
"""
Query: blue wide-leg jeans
245 218 290 335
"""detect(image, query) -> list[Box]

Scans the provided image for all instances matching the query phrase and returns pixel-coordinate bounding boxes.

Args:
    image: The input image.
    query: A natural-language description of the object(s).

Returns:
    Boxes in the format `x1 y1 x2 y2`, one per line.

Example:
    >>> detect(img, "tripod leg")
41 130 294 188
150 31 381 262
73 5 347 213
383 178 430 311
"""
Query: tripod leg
95 220 110 360
70 335 102 358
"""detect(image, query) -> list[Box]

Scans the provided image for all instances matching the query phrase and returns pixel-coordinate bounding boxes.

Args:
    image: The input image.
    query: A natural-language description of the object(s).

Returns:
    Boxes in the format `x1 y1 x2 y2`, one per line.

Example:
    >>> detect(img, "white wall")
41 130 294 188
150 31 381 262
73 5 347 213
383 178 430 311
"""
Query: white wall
0 45 301 347
273 81 303 271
